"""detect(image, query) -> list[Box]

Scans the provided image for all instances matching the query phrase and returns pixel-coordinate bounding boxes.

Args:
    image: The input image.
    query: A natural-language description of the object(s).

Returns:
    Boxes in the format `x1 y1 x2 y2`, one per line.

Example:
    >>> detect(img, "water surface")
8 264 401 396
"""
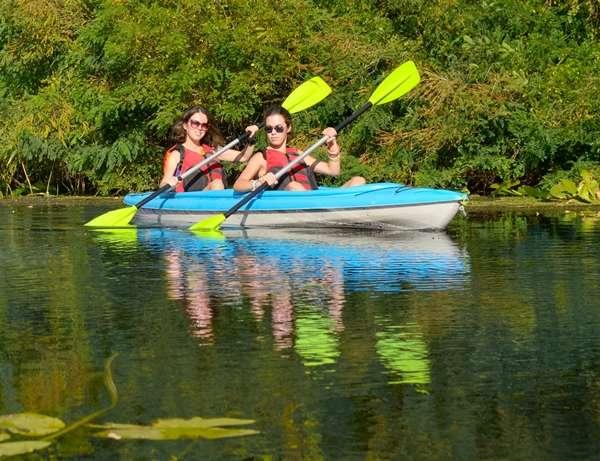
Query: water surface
1 200 599 459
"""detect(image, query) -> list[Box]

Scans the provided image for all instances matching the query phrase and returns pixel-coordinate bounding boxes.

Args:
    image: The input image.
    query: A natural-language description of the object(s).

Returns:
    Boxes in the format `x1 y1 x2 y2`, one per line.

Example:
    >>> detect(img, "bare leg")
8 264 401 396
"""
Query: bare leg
341 176 366 188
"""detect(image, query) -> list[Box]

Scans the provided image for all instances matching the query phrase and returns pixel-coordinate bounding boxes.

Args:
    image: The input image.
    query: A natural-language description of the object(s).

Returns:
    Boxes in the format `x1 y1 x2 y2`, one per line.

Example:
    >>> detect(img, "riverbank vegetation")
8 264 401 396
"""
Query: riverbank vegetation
1 0 600 198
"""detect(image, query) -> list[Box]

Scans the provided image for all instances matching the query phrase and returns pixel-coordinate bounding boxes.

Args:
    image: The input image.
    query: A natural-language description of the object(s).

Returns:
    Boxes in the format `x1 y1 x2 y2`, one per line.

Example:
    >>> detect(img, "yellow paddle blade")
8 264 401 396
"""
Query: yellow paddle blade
84 206 137 228
369 60 420 106
282 76 332 114
189 213 226 232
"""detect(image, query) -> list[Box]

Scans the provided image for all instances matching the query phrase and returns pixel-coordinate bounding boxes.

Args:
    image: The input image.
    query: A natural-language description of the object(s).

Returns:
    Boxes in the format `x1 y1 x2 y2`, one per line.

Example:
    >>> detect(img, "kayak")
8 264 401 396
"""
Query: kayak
122 182 467 230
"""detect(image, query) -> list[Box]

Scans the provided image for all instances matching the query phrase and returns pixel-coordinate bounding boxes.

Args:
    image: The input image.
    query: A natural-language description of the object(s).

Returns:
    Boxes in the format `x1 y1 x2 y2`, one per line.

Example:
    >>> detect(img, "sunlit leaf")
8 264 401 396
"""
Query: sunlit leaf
92 417 259 440
517 185 545 199
177 427 259 440
0 432 10 442
577 176 600 203
0 413 65 436
93 425 162 440
549 179 577 199
87 423 142 430
0 441 52 456
153 417 255 428
93 425 258 440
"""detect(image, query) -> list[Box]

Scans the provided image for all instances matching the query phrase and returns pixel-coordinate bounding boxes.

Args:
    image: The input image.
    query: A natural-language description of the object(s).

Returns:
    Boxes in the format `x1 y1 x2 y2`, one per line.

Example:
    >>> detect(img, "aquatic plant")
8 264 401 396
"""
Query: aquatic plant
0 354 257 457
490 169 600 203
548 170 600 203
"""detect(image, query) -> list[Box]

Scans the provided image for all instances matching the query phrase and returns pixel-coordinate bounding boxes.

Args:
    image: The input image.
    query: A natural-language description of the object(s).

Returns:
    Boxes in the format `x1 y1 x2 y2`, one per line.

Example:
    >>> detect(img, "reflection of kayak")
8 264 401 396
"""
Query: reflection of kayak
127 227 470 293
123 183 466 230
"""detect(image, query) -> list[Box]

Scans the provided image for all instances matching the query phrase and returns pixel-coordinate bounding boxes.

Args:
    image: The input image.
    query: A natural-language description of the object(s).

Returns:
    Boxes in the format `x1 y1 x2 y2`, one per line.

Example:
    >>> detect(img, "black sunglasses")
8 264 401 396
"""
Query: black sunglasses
265 125 286 134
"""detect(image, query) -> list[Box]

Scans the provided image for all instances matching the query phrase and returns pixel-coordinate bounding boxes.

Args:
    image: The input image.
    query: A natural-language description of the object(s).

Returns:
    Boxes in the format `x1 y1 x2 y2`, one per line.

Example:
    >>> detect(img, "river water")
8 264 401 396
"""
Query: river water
1 200 599 459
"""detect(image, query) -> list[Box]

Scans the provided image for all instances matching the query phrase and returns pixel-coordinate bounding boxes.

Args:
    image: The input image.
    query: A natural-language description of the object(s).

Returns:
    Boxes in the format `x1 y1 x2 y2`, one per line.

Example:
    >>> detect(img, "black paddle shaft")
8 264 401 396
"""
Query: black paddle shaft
225 181 270 218
334 102 373 132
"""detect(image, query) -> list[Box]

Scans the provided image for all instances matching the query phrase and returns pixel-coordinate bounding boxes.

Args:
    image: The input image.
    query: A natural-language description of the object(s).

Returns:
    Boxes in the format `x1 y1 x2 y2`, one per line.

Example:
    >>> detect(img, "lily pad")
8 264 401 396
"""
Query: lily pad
92 417 258 440
0 441 52 456
0 413 65 436
153 417 255 428
94 425 163 440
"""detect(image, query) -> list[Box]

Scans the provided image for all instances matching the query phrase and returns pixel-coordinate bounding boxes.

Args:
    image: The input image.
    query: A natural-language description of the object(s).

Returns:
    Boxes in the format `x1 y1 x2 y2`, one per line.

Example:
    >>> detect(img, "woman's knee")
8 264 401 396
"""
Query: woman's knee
343 176 366 188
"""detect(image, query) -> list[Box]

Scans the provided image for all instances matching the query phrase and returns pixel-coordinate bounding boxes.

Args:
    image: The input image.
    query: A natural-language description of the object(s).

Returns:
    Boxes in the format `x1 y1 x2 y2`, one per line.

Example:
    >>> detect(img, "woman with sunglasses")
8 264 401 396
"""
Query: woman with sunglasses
160 106 258 191
233 105 365 192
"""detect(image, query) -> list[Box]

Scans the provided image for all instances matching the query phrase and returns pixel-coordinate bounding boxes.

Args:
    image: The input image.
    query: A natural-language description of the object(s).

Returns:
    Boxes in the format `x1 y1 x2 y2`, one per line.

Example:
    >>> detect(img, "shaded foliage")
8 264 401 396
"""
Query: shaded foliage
1 0 600 196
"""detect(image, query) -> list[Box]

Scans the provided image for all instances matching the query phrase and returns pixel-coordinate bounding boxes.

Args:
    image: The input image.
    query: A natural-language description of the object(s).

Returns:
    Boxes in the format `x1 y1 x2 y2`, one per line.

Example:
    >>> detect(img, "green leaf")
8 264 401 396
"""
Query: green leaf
153 417 255 428
549 179 577 199
580 169 593 181
517 185 545 199
92 417 259 440
0 441 52 456
0 432 10 442
0 413 65 437
490 180 522 197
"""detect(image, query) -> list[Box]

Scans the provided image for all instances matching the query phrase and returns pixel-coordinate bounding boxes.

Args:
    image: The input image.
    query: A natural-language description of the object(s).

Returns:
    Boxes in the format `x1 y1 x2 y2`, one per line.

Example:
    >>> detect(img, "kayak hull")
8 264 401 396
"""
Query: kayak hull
123 183 467 230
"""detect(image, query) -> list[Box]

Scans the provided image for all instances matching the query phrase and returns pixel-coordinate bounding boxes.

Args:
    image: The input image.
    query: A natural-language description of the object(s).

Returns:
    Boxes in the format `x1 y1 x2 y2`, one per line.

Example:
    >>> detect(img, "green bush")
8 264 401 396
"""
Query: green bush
1 0 600 196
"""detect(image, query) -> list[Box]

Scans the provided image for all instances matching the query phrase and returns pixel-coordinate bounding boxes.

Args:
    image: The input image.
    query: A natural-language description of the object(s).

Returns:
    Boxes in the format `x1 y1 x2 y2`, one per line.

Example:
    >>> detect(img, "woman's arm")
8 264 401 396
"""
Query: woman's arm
220 125 259 163
307 127 341 176
233 153 267 192
159 149 181 187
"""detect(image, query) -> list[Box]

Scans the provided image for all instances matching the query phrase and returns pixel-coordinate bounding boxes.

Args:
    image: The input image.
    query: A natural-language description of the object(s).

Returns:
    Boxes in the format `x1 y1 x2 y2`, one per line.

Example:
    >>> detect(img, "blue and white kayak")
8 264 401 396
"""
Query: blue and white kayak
123 182 467 230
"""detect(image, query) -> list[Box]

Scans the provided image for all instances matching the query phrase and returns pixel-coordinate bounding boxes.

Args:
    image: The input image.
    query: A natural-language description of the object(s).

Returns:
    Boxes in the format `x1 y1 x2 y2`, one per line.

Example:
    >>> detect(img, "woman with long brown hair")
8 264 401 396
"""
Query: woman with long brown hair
160 106 258 191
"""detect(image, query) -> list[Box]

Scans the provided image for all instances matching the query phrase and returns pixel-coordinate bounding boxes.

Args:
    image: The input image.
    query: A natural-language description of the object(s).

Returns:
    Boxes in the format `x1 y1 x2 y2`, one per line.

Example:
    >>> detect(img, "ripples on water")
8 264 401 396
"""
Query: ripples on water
1 202 600 459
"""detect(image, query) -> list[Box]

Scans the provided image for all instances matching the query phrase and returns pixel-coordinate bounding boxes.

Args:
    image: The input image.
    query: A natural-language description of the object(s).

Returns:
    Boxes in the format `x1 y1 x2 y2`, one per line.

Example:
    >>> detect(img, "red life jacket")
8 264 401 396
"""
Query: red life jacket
264 147 318 191
164 144 224 192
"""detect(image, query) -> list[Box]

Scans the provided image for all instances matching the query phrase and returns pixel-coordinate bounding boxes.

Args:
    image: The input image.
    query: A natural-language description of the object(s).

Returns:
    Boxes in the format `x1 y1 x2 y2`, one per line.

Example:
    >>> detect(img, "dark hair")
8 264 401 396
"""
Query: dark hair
263 104 293 140
168 106 225 147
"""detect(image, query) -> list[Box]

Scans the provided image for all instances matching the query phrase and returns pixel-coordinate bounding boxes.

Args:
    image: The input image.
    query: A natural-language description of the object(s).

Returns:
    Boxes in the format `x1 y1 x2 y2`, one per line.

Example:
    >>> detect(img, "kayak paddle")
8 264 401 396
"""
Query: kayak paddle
84 76 332 228
189 60 421 232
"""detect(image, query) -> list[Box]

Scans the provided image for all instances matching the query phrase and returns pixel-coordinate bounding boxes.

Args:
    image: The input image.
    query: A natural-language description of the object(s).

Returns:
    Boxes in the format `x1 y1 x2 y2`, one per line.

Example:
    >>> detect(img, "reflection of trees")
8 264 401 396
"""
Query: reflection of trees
0 223 94 416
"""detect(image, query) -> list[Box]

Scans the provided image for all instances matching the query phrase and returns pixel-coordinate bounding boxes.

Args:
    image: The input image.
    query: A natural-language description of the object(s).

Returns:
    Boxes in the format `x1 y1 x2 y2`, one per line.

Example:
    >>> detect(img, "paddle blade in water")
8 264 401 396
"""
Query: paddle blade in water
369 61 420 106
84 207 137 228
189 214 226 232
189 229 226 240
282 77 332 114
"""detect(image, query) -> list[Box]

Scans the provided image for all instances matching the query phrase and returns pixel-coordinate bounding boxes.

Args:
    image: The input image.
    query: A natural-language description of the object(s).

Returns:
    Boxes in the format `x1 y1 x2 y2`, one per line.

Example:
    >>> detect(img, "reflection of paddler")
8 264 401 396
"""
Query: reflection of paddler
272 289 293 350
164 250 214 342
235 252 270 322
375 321 430 386
323 264 345 333
233 250 294 349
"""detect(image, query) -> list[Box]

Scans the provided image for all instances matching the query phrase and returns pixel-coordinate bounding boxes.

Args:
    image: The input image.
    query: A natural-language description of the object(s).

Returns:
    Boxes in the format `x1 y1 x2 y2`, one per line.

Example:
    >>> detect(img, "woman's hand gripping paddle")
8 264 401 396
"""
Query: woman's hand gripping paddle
84 77 332 228
190 60 421 232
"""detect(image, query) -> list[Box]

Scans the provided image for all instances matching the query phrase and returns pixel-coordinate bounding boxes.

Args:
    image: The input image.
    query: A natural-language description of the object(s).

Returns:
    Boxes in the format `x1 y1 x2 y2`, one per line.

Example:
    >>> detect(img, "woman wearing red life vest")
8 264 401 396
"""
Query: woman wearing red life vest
160 106 258 191
233 105 365 192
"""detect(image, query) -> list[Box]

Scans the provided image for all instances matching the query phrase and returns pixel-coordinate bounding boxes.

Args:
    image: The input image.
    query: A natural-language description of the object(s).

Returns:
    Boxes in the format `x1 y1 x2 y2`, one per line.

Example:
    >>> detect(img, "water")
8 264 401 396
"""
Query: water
1 200 600 459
